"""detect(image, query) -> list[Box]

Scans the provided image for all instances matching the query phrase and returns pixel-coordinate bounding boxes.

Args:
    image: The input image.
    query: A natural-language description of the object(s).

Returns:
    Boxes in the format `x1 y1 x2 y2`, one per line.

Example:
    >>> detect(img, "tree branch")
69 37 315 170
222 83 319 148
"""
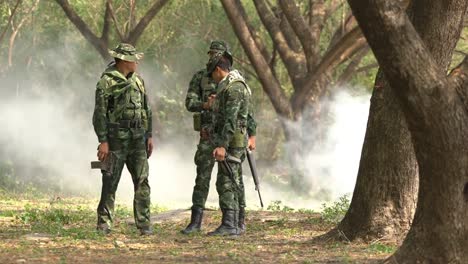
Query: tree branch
328 12 356 50
8 0 40 67
0 0 22 45
278 0 318 71
291 26 367 112
308 0 326 67
236 0 271 63
451 56 468 110
101 0 112 46
108 0 124 41
450 56 468 87
54 0 108 59
336 46 370 86
347 0 456 122
278 10 301 53
253 0 307 85
125 0 170 45
220 0 293 119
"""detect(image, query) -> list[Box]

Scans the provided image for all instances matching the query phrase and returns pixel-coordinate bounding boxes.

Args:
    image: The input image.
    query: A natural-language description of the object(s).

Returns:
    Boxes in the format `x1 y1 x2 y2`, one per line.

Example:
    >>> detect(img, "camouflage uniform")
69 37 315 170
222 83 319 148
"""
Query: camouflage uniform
182 41 256 235
185 69 217 209
207 54 255 236
212 69 253 212
93 43 152 233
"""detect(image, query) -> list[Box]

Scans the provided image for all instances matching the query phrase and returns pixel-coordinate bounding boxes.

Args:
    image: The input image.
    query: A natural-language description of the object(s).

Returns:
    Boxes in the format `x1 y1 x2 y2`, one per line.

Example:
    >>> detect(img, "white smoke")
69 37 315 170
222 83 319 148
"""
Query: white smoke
239 91 371 210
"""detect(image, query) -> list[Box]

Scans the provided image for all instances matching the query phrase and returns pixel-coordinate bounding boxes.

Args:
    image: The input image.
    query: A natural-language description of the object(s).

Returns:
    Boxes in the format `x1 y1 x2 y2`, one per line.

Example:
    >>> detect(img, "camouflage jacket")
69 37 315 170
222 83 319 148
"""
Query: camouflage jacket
185 68 257 136
92 64 152 142
185 69 217 129
212 70 255 149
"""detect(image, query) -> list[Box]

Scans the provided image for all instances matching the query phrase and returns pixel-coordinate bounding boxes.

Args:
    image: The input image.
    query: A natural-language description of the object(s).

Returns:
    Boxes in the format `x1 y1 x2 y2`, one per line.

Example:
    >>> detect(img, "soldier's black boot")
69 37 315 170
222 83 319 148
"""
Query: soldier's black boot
238 207 246 234
96 223 111 235
139 225 153 236
207 209 239 236
181 207 204 234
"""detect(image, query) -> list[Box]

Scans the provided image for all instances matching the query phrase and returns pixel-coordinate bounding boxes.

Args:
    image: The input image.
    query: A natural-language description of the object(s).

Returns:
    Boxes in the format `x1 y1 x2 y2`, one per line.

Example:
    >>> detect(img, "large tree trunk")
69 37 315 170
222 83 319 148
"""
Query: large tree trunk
336 0 465 242
347 0 468 263
337 70 418 242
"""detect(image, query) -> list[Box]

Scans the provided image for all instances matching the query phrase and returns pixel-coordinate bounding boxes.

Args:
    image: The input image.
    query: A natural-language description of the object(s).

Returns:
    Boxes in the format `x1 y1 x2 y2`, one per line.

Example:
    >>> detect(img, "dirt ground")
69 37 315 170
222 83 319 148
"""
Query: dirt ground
0 196 395 264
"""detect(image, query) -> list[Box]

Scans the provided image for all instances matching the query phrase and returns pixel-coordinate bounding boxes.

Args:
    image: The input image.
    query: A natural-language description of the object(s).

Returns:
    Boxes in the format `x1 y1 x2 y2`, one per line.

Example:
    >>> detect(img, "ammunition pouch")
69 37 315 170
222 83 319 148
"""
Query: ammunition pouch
229 129 247 148
200 128 210 140
193 113 201 131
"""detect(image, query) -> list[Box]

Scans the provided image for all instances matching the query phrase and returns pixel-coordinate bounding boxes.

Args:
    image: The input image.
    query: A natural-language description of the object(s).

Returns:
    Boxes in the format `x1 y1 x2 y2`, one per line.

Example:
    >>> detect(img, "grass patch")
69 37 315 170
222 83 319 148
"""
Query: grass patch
320 195 350 224
368 243 396 253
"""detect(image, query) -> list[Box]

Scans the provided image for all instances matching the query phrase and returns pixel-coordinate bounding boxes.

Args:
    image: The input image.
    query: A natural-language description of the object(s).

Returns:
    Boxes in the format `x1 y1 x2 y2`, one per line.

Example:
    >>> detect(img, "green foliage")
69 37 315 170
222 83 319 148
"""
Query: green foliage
320 195 350 224
266 200 294 212
0 160 16 190
368 243 396 254
16 203 102 239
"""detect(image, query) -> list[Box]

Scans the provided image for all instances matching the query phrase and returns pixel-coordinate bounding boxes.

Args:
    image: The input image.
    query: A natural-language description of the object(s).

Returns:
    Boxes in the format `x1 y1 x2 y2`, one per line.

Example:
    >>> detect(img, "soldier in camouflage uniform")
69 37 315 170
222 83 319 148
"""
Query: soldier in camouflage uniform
206 53 255 236
182 41 256 234
93 43 153 235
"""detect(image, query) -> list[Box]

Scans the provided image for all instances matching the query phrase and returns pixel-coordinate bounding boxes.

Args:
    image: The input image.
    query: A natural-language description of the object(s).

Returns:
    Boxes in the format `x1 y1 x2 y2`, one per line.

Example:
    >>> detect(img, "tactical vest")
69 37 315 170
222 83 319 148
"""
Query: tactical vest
193 72 217 131
102 69 148 130
213 71 251 148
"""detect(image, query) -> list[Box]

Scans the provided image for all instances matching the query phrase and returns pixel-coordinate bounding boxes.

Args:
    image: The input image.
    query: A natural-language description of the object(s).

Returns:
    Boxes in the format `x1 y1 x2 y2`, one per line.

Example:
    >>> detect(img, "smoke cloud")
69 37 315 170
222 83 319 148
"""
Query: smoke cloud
0 42 371 211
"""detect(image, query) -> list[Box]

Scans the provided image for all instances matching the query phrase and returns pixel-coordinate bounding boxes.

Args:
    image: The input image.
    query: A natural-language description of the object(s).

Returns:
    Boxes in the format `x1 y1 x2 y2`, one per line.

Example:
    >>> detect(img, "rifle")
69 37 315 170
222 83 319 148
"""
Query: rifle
245 149 264 208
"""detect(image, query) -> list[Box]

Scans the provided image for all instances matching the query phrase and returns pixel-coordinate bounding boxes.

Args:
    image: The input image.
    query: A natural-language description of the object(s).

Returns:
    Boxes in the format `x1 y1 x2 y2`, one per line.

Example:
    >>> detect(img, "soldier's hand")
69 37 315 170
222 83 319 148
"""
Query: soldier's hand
98 142 109 161
248 136 256 150
203 94 216 110
147 137 154 158
213 147 226 161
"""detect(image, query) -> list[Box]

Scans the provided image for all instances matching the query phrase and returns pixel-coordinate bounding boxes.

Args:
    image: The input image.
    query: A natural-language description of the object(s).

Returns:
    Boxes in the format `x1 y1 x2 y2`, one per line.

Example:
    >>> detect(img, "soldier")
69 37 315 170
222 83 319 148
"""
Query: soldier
93 43 153 236
206 53 255 236
182 41 256 234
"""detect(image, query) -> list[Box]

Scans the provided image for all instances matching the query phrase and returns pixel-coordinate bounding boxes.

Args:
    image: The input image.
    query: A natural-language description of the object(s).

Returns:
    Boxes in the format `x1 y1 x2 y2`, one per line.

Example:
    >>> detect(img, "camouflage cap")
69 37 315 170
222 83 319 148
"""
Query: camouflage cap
108 43 143 62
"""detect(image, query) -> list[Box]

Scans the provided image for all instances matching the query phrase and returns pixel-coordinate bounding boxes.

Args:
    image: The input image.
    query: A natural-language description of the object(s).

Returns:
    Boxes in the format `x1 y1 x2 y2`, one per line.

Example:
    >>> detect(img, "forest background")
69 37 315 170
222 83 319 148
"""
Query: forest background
0 0 466 209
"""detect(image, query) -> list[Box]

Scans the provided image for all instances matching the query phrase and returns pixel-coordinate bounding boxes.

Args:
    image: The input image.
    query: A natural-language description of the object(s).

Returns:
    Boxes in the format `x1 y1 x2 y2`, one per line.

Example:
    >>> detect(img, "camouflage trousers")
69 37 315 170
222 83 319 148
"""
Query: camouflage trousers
216 147 246 210
97 135 151 229
191 139 246 209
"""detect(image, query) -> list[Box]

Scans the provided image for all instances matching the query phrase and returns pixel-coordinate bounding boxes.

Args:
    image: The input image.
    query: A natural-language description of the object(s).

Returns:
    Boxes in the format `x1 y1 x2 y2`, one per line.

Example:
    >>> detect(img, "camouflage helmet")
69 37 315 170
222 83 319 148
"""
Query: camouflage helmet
208 40 229 54
108 43 143 62
208 40 234 66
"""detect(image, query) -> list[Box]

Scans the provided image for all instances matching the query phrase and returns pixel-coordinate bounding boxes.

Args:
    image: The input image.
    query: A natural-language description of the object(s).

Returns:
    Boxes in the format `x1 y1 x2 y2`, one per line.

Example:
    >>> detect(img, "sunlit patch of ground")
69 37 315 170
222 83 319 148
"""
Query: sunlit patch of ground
0 195 395 263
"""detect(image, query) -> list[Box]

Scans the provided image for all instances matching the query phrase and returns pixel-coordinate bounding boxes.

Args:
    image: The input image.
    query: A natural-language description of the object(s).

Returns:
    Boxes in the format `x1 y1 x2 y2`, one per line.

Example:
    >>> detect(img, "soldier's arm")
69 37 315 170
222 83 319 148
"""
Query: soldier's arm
144 93 153 138
92 77 111 143
215 83 245 148
247 108 257 136
185 71 204 112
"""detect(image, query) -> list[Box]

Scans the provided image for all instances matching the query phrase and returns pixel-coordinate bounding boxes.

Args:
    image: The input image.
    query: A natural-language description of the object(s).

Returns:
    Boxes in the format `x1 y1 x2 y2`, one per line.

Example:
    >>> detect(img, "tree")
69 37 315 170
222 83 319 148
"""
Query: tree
0 0 22 45
332 0 464 243
220 0 370 190
348 0 468 262
54 0 170 60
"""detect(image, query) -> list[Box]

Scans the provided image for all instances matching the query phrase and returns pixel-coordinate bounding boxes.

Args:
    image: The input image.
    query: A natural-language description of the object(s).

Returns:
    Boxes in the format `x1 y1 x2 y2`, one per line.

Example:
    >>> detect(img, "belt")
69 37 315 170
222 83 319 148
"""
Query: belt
118 119 142 128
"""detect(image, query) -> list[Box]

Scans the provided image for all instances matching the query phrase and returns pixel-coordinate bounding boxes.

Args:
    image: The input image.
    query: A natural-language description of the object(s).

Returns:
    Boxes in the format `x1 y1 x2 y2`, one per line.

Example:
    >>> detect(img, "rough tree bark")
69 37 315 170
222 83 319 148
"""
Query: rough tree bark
221 0 371 191
54 0 170 60
335 0 464 242
348 0 468 262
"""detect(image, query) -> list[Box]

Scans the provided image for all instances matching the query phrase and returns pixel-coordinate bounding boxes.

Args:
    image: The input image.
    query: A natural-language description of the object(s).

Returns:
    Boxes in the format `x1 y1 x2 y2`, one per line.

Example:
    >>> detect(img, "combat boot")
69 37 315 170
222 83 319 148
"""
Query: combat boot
139 225 153 236
207 209 239 236
238 207 246 234
181 207 204 235
96 223 111 235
